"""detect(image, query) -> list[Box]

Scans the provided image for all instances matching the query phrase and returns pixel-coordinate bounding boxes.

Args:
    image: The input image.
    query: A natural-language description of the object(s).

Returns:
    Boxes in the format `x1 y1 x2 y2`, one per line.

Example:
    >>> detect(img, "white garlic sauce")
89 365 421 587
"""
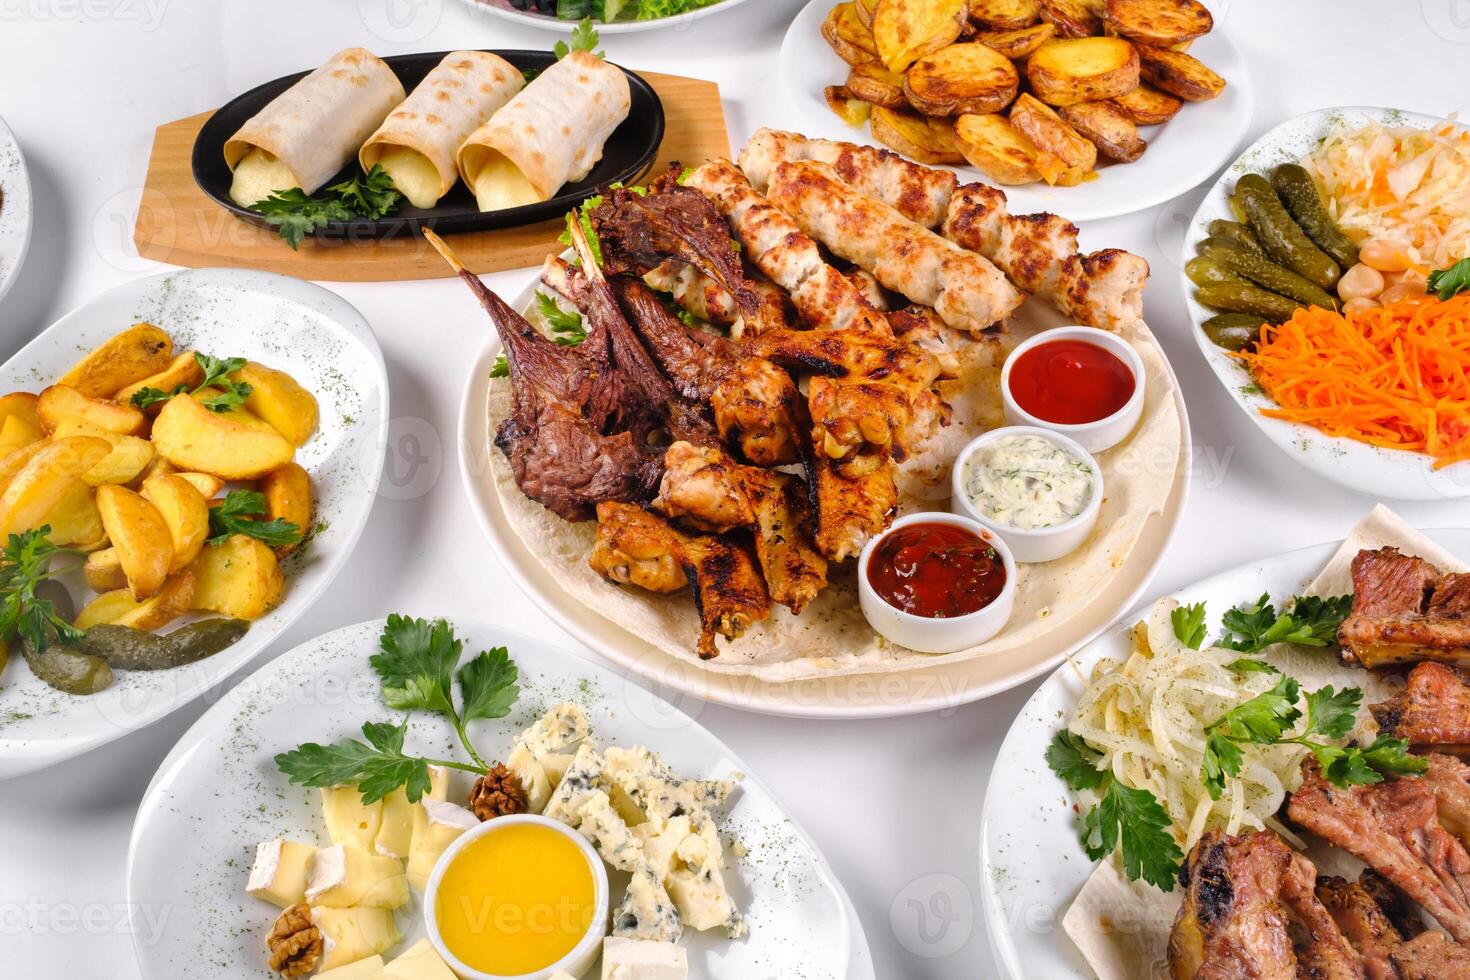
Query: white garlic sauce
962 435 1093 530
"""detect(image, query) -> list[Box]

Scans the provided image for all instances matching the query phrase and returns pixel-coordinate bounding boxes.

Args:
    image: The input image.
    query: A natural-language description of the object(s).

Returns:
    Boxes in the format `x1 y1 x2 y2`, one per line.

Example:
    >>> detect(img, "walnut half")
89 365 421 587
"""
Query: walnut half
266 903 322 977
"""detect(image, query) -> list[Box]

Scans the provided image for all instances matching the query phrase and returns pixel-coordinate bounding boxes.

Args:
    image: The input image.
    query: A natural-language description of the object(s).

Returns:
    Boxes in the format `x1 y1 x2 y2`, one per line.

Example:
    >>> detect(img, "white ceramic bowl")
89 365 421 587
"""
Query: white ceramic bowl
424 814 610 980
1000 326 1145 453
949 426 1104 564
857 512 1017 654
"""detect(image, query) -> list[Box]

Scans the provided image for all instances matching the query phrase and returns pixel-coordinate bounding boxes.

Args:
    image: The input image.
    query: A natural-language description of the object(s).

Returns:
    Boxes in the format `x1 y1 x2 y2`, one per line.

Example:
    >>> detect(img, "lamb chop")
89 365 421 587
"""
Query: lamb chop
1288 758 1470 943
606 273 802 467
425 229 662 523
1168 830 1299 979
1359 869 1427 940
1281 853 1366 979
589 502 771 659
1339 549 1470 668
1372 664 1470 755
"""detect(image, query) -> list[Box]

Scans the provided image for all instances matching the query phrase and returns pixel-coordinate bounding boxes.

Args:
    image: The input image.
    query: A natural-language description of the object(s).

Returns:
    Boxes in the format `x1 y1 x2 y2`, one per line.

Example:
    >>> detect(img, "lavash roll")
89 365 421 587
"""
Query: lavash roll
359 51 524 209
224 48 405 207
457 50 632 213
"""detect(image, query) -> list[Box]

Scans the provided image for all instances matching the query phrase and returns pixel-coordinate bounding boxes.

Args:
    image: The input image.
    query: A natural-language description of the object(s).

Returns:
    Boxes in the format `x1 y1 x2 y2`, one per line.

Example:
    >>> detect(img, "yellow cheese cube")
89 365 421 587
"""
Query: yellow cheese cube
316 955 387 980
322 785 383 850
382 938 457 980
311 907 400 972
375 787 415 860
407 799 478 892
244 839 316 908
305 844 409 910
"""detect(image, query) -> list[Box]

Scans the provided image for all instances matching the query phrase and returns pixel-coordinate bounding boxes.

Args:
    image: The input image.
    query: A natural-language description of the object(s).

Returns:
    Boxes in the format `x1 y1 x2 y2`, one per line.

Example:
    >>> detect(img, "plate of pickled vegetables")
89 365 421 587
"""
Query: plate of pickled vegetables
1181 105 1470 501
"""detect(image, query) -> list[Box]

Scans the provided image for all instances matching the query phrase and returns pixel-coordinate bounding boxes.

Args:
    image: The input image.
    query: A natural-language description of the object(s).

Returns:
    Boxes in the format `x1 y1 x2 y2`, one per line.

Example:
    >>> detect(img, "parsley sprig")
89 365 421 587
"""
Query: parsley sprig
275 616 521 804
1046 732 1183 891
1201 675 1425 798
490 291 590 377
1428 257 1470 300
247 165 402 249
1218 593 1352 653
554 18 604 59
130 352 254 414
0 528 84 653
206 490 302 548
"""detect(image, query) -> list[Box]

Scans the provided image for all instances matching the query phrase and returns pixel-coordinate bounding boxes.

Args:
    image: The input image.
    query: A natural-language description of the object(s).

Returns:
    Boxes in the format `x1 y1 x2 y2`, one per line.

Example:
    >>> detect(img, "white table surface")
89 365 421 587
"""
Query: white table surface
2 2 1468 977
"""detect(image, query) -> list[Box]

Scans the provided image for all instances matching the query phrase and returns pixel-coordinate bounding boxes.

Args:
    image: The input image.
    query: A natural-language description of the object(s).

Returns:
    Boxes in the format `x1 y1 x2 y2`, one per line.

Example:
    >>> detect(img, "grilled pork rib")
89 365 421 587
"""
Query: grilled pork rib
1372 664 1470 755
1317 876 1404 980
1282 853 1365 979
1390 931 1470 979
1339 549 1470 668
1168 830 1299 980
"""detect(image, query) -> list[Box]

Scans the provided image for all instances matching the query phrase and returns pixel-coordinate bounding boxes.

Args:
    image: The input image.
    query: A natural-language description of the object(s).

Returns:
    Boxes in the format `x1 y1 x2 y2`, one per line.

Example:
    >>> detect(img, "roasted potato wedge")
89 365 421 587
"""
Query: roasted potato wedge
0 414 43 456
955 113 1044 184
1039 0 1103 37
1103 0 1210 46
968 0 1039 29
1061 100 1148 161
55 324 172 399
141 474 210 573
822 2 879 66
151 393 295 481
97 484 174 600
904 43 1019 116
1027 37 1139 105
1134 43 1224 100
0 436 111 541
174 472 225 500
262 462 312 557
113 351 204 410
975 22 1056 58
1110 82 1181 124
824 86 873 127
76 589 140 631
52 418 156 487
872 0 967 72
0 442 49 499
84 548 127 593
47 480 107 550
871 106 966 165
37 385 147 437
0 392 41 431
845 62 908 108
232 362 318 447
81 572 197 632
190 534 284 621
1010 93 1097 181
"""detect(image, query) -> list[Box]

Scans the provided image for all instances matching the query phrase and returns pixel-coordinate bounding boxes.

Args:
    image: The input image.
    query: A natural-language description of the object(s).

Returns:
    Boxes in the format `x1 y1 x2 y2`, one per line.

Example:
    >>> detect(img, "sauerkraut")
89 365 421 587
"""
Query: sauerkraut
1303 116 1470 271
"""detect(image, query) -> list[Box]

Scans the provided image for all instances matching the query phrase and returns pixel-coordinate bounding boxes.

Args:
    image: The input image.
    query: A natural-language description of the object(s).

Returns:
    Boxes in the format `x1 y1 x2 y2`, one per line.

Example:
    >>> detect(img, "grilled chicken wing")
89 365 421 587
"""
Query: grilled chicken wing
654 442 828 613
590 500 690 594
1339 548 1470 668
801 434 897 562
590 502 772 658
1169 830 1299 980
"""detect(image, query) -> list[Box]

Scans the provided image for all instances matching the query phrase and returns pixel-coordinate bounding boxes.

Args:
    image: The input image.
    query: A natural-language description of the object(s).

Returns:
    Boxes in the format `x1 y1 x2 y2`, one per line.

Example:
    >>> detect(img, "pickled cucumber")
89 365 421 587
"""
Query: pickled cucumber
1270 163 1359 269
1235 174 1341 290
81 618 249 671
22 627 111 695
1202 313 1268 352
1196 241 1339 309
1186 256 1248 288
1195 281 1305 323
1207 220 1266 257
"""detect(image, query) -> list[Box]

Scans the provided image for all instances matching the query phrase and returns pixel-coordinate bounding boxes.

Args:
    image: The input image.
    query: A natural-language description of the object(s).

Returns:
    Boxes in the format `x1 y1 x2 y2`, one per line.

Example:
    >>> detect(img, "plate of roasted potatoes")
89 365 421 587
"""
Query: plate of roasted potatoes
785 0 1253 220
0 268 387 779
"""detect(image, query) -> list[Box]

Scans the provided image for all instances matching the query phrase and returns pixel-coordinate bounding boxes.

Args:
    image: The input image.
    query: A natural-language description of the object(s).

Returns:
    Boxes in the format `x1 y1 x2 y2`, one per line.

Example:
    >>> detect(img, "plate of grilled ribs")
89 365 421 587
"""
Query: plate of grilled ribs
453 127 1189 717
982 504 1470 978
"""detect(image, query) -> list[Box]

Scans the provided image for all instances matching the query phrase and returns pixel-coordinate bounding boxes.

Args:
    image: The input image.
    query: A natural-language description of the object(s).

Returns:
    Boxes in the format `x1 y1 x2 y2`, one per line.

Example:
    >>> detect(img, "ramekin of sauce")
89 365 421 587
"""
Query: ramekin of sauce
1001 326 1145 453
425 815 608 980
858 513 1017 654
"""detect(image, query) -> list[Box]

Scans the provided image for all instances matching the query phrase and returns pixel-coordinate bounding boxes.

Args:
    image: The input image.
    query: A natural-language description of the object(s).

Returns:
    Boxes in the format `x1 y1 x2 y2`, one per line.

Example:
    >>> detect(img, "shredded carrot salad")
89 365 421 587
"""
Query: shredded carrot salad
1236 294 1470 469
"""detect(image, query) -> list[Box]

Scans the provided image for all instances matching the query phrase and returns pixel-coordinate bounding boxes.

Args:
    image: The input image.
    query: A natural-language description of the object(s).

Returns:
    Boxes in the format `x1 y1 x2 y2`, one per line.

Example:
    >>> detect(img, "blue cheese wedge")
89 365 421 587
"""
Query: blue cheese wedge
382 938 456 980
612 861 682 943
600 936 689 980
576 790 644 873
543 741 605 827
518 702 589 757
506 744 553 814
305 844 408 909
246 839 317 908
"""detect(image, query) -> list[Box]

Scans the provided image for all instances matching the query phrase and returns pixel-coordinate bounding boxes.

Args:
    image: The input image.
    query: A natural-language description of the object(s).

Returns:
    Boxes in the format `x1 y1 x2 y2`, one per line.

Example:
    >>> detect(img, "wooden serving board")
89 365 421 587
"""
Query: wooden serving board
133 71 729 281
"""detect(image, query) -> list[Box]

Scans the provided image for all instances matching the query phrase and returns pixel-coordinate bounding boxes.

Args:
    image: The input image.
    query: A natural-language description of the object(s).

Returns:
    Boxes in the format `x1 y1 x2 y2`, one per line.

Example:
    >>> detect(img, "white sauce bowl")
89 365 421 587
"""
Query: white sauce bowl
424 814 609 980
857 512 1017 654
950 426 1104 563
1000 325 1145 453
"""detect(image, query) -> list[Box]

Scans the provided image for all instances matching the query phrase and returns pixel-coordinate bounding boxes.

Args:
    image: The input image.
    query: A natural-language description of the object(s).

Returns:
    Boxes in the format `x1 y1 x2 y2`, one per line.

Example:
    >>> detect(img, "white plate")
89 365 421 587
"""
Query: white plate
978 527 1470 979
1182 106 1470 501
457 277 1192 718
0 115 33 307
126 617 865 979
0 268 388 779
456 0 753 34
778 0 1253 223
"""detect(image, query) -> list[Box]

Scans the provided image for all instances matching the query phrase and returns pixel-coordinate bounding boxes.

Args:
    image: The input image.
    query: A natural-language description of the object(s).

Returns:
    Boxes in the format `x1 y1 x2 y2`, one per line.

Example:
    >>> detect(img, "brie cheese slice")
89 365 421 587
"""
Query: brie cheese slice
316 955 386 980
407 799 478 892
375 787 415 859
305 844 409 910
310 906 400 972
601 936 689 980
322 786 383 850
245 838 316 908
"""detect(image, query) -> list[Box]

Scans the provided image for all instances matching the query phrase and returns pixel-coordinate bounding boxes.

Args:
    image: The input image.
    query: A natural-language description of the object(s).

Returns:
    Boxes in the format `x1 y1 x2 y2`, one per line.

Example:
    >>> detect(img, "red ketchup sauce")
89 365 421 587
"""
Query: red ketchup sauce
866 522 1007 619
1008 339 1135 425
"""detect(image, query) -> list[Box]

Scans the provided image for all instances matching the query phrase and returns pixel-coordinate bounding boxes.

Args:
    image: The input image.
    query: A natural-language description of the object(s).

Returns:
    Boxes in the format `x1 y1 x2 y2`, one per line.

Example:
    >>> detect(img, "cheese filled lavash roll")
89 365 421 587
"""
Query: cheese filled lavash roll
225 48 405 208
456 50 631 213
358 51 524 210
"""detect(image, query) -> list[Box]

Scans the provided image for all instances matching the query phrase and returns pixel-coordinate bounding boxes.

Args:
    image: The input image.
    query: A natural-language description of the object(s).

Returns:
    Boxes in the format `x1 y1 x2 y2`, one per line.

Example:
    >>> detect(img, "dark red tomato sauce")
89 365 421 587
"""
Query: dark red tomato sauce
866 522 1007 619
1009 339 1135 425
